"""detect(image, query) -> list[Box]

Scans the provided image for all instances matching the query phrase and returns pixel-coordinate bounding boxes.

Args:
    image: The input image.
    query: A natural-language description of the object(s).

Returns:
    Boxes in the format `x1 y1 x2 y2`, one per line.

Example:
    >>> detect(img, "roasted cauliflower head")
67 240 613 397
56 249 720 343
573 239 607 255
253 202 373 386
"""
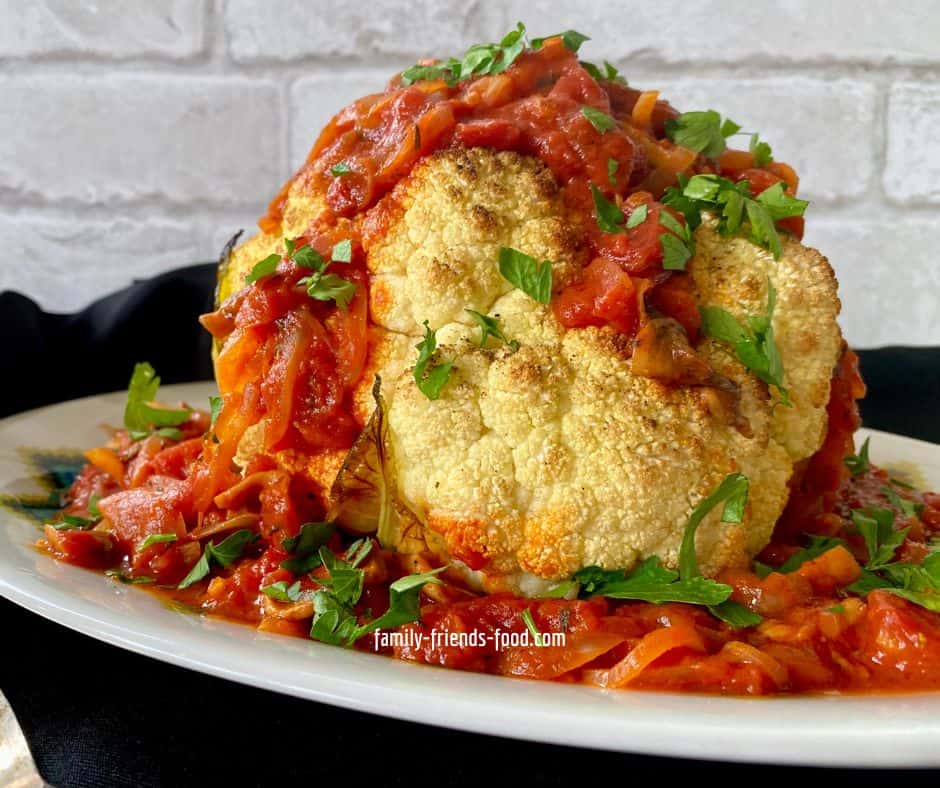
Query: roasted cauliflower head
217 130 843 595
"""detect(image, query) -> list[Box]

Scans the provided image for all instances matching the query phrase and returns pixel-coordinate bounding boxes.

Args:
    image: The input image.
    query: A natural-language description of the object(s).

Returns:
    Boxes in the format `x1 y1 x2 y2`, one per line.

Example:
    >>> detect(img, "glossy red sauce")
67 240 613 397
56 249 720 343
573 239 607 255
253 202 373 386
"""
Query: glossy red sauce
41 38 940 696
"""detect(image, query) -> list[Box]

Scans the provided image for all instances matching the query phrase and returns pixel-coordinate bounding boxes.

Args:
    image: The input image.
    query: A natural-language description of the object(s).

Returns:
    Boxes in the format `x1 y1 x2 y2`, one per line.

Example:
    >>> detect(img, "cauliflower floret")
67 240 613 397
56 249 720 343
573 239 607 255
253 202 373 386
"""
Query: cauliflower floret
366 147 841 587
217 145 844 590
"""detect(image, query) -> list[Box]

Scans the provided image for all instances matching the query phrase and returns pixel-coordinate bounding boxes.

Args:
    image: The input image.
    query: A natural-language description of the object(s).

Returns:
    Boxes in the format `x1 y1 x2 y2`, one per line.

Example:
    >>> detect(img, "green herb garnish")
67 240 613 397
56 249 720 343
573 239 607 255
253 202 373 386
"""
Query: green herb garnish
309 542 444 647
106 570 155 585
581 106 616 133
520 608 545 646
665 110 741 158
263 580 303 602
844 437 871 477
138 533 179 551
465 309 519 351
413 321 454 400
331 239 353 263
625 203 648 229
589 184 625 233
124 362 191 442
245 253 280 284
700 280 789 403
497 247 553 304
330 161 352 176
280 521 335 575
177 529 258 590
530 30 590 52
580 60 627 85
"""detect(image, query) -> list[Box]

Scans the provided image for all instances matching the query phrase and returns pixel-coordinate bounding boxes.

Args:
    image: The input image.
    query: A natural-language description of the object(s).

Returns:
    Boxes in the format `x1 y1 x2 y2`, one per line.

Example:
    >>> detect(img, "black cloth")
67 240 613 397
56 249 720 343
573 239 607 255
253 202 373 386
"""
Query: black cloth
1 267 939 787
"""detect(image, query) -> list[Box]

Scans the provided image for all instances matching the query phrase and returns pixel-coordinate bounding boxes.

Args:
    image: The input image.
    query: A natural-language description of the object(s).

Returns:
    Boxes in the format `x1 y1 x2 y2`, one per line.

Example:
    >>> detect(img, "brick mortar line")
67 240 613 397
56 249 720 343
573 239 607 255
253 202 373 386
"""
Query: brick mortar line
0 198 934 227
3 54 940 81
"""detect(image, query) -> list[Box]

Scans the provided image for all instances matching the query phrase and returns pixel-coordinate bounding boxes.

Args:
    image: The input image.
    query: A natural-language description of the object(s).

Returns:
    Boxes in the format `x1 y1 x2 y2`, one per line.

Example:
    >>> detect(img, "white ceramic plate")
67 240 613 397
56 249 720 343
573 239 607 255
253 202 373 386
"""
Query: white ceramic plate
2 383 939 767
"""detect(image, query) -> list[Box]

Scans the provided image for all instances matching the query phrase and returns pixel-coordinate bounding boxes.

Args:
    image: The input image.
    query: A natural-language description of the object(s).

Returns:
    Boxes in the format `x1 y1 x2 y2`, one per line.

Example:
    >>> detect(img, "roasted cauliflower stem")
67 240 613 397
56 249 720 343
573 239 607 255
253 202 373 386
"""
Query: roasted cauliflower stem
343 148 835 591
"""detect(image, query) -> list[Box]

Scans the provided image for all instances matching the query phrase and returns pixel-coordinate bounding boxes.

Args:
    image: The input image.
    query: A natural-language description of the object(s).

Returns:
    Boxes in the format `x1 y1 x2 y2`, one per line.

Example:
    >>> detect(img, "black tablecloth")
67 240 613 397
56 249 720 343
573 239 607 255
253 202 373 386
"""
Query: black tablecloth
1 266 938 787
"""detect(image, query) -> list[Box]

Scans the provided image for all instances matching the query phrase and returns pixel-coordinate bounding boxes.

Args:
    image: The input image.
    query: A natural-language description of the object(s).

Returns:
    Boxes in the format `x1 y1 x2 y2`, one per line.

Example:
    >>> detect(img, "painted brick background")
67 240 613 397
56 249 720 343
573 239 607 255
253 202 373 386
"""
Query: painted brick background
1 0 938 348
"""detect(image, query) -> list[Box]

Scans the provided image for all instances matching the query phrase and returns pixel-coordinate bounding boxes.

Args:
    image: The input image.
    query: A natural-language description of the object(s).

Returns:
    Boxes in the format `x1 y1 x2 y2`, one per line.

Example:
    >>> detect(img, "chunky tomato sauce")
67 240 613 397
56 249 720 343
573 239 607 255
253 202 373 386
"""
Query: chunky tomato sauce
39 35 940 695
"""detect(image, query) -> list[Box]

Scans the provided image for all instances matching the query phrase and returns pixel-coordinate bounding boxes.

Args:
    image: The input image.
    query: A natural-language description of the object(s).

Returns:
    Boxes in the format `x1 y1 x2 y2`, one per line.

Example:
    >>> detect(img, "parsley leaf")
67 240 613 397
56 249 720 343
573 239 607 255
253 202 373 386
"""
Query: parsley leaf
590 184 625 233
124 362 191 441
88 495 102 518
330 161 352 176
778 535 847 573
852 506 909 570
581 106 617 133
304 273 357 309
137 533 178 551
208 395 222 431
709 599 763 628
750 133 774 166
245 253 281 284
403 23 530 87
280 521 335 575
401 61 461 87
177 529 258 590
531 30 590 52
539 579 578 599
331 239 353 263
50 514 97 531
106 570 155 584
574 557 732 606
498 247 553 304
662 174 807 261
700 280 789 402
658 210 694 270
607 157 619 185
882 485 923 518
580 60 627 85
465 309 519 351
665 110 740 159
625 203 648 229
678 473 750 580
844 437 871 477
308 542 444 647
263 580 303 602
413 321 454 400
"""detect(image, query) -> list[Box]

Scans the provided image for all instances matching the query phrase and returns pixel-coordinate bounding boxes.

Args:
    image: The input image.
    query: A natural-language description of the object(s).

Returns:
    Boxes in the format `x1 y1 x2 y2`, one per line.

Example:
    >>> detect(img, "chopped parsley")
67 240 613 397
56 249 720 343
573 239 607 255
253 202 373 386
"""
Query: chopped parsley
106 570 155 585
589 184 625 233
465 309 519 350
50 514 98 531
750 133 774 166
137 533 178 552
625 203 648 229
844 437 871 477
852 506 909 571
607 157 619 185
177 529 258 590
309 540 445 647
882 485 923 518
245 253 280 284
497 247 553 304
699 280 789 403
331 239 353 263
280 521 336 575
580 60 627 85
665 110 741 159
663 174 807 260
330 161 352 176
581 106 616 133
573 558 733 606
263 580 303 603
208 395 222 431
778 535 846 573
530 30 590 52
657 210 694 271
123 362 191 442
401 23 529 87
413 321 454 400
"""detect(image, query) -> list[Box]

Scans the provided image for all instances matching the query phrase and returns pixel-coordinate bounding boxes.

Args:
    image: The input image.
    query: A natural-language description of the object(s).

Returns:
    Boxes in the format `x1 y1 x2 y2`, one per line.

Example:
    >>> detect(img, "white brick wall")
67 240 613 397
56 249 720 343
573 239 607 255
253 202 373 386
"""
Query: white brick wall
0 0 938 348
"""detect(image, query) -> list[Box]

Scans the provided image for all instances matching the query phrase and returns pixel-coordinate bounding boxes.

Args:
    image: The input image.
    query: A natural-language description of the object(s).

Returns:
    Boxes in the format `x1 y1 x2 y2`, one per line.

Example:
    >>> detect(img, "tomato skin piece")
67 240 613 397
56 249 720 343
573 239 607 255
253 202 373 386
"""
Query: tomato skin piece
44 526 117 570
554 258 638 335
859 591 940 686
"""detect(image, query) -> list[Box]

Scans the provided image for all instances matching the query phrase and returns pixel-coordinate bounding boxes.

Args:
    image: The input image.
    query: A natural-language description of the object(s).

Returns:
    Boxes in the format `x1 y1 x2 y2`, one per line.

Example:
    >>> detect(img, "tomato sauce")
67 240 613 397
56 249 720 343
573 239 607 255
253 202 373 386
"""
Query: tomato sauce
38 35 940 696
